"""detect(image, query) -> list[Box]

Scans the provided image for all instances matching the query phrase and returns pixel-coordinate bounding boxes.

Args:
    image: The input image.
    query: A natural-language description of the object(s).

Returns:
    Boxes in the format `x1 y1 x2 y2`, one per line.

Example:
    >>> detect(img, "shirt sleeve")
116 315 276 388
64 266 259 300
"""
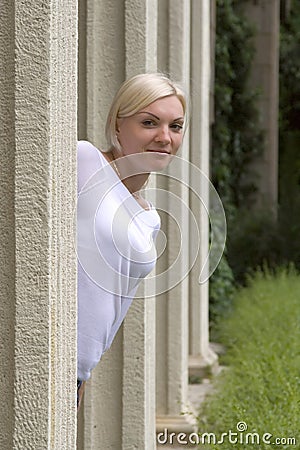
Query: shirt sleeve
77 140 102 193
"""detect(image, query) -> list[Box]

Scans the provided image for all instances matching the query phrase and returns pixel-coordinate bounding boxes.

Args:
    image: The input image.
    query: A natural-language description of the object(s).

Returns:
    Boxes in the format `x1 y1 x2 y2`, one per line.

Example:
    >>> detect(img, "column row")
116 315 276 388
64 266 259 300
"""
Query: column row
77 0 214 448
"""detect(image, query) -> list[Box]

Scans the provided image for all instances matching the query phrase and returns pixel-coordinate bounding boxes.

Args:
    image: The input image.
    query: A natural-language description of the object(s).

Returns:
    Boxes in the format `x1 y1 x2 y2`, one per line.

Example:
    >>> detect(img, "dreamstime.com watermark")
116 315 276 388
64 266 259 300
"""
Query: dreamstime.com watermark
157 422 297 446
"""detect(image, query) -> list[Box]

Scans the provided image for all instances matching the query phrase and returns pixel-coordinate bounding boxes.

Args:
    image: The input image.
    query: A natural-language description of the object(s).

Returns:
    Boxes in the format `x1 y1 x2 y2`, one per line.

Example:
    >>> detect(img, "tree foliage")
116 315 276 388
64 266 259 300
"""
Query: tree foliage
211 0 263 216
209 0 264 328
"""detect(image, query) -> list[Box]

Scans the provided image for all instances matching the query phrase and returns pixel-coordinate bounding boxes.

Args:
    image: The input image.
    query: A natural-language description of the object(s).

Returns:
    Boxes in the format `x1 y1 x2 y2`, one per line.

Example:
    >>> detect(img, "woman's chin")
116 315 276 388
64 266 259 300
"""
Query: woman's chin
118 152 174 176
143 151 173 172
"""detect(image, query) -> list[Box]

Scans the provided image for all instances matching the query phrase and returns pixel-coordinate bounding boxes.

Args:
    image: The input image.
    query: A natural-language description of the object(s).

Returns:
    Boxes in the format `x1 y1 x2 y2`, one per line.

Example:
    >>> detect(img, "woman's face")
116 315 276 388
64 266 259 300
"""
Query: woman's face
116 95 185 172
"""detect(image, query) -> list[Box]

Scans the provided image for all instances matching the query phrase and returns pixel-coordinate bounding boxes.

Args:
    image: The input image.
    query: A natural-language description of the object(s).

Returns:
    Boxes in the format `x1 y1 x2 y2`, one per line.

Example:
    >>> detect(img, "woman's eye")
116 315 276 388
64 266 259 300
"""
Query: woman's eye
142 120 156 126
171 123 183 131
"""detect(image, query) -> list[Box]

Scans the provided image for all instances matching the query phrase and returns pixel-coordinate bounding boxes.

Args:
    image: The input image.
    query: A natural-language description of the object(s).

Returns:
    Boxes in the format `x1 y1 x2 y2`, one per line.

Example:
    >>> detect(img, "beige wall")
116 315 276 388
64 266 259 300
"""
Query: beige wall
0 3 15 448
0 0 78 448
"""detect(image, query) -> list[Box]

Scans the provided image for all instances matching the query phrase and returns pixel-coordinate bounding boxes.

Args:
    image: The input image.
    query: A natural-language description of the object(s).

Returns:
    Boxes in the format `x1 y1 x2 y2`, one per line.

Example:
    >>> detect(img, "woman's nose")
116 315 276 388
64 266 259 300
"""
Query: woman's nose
155 126 171 144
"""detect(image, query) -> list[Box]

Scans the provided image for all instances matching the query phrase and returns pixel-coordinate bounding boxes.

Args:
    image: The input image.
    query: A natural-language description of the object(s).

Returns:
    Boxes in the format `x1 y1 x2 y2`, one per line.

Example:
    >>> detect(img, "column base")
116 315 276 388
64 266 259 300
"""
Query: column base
156 411 198 448
188 344 219 379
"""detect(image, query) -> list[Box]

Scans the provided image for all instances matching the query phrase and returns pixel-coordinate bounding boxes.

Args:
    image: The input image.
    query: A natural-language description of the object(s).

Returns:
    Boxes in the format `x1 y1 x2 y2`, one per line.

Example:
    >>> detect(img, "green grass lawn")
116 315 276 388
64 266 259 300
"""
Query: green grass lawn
198 269 300 449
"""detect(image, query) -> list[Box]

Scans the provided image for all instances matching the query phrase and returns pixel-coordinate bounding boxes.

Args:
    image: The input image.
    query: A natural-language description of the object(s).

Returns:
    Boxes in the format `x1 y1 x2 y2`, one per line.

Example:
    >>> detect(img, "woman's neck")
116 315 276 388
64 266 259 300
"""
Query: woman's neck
122 173 149 195
102 148 150 194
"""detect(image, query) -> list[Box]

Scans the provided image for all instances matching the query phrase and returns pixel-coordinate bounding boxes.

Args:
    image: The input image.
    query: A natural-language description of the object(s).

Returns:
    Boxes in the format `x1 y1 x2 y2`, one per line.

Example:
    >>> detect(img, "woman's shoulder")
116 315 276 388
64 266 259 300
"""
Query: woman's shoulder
77 140 108 164
77 140 105 167
78 140 98 156
77 140 106 190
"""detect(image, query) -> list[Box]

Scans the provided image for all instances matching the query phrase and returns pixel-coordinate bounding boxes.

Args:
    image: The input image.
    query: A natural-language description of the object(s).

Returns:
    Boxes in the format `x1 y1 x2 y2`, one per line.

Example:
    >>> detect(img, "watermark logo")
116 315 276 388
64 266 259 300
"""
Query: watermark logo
157 422 297 446
76 153 226 297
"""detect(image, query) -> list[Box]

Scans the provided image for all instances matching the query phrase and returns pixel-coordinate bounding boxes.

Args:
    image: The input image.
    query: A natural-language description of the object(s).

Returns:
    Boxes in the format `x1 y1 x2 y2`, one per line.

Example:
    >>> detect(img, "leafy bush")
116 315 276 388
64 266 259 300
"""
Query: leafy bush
226 209 283 284
278 132 300 270
209 256 235 340
225 200 300 285
199 269 300 449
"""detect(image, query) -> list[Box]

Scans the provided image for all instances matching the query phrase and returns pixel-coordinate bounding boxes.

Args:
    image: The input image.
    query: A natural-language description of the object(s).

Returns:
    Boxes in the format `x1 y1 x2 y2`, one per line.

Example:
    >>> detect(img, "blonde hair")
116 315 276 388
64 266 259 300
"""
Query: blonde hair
105 73 187 153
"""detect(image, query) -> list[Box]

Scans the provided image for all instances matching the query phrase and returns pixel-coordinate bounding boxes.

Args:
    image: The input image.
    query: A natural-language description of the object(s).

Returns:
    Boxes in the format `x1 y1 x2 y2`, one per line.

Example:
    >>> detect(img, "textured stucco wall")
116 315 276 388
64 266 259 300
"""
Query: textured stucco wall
0 0 78 448
14 3 52 444
0 3 15 448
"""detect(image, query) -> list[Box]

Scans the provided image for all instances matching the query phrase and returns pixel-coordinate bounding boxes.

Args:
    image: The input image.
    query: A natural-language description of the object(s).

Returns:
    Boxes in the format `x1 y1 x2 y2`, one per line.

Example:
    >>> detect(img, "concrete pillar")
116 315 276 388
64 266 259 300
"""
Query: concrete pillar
156 0 197 437
77 1 158 449
210 0 217 126
0 0 78 448
188 0 218 377
245 0 280 209
77 1 126 448
122 2 158 449
0 3 15 448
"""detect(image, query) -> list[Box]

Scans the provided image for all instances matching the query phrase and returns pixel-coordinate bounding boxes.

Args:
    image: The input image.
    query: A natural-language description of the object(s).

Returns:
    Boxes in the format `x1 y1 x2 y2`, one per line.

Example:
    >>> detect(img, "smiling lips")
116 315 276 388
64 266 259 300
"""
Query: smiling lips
146 149 170 154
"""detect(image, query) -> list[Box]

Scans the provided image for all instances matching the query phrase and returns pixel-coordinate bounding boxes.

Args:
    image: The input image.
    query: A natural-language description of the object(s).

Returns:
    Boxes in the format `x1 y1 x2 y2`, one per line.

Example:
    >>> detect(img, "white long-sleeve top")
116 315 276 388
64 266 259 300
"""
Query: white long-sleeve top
77 140 160 380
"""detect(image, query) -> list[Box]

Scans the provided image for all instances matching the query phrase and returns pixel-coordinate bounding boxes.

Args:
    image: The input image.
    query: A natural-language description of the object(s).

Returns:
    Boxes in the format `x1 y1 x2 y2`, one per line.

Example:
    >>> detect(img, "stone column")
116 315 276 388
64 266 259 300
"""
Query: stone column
77 1 126 448
0 0 78 448
188 0 218 377
0 3 15 448
77 1 158 449
122 2 158 449
210 0 217 126
156 0 198 437
245 0 280 209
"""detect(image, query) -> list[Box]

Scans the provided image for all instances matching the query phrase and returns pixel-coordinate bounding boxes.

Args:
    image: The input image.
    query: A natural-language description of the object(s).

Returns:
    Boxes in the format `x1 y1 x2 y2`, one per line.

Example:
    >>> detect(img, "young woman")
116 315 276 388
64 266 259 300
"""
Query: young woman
77 73 187 409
